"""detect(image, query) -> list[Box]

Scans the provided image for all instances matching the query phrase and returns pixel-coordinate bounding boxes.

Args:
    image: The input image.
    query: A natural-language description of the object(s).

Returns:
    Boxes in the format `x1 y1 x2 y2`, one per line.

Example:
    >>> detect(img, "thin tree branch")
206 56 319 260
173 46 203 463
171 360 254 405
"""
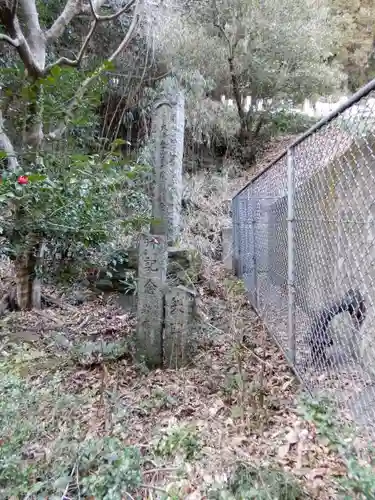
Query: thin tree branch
107 3 139 61
11 0 19 19
45 0 136 72
45 19 97 71
88 0 136 21
0 33 20 46
0 1 20 48
214 23 233 56
45 0 117 41
46 0 140 141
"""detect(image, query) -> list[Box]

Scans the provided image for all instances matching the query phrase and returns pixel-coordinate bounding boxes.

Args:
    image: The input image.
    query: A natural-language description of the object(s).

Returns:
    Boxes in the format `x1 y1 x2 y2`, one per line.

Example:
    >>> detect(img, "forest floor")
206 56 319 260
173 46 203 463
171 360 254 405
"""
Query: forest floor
0 136 348 499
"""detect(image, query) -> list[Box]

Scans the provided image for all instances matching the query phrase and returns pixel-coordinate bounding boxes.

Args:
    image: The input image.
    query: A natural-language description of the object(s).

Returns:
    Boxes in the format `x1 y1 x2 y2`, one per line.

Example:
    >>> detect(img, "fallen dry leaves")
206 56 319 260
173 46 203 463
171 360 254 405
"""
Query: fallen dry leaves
0 265 346 498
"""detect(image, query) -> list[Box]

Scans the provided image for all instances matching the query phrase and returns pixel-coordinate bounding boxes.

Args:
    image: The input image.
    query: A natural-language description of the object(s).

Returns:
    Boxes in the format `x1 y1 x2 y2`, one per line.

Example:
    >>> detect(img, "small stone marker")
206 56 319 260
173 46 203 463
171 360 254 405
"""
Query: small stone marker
164 285 196 368
136 234 167 367
222 226 233 271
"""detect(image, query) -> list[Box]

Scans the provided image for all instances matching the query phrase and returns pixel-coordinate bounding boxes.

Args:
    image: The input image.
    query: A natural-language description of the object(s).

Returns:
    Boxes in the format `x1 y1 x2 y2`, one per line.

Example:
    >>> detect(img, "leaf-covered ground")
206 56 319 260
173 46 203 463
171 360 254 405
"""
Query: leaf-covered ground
0 267 346 499
0 140 348 498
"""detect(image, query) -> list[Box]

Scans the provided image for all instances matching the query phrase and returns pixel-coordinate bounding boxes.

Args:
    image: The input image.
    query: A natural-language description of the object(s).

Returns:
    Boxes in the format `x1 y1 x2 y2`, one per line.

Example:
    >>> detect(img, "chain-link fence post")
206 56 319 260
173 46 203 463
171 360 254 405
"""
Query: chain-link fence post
251 188 259 309
231 197 241 276
287 147 296 364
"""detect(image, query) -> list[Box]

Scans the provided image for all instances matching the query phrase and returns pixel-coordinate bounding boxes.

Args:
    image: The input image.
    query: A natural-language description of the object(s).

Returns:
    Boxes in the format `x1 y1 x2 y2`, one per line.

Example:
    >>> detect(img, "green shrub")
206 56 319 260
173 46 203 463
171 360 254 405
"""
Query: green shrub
153 424 201 460
0 65 151 285
269 109 316 135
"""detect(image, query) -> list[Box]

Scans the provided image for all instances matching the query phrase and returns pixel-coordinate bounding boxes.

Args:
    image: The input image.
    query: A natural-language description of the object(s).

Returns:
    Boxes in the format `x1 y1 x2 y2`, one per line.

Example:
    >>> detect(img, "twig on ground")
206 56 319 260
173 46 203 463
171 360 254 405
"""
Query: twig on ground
241 343 274 368
140 484 169 495
143 467 179 475
42 294 77 311
61 462 77 500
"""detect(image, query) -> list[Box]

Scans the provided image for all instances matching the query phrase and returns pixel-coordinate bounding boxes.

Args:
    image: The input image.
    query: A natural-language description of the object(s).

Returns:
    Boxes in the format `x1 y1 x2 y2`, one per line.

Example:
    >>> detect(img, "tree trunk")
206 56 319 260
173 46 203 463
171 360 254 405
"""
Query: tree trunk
227 56 256 164
15 254 40 309
14 235 42 309
228 56 246 128
17 18 46 310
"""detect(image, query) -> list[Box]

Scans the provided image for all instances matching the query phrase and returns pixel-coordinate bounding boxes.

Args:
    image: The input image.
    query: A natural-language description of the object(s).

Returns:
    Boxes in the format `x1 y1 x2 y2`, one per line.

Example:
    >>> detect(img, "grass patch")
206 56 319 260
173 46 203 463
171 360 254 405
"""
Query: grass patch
152 424 202 461
208 462 307 499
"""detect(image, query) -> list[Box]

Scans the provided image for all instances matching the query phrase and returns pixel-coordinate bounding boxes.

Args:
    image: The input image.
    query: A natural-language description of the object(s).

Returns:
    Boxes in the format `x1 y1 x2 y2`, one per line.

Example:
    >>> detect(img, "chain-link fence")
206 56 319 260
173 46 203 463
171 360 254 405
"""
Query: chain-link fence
232 79 375 434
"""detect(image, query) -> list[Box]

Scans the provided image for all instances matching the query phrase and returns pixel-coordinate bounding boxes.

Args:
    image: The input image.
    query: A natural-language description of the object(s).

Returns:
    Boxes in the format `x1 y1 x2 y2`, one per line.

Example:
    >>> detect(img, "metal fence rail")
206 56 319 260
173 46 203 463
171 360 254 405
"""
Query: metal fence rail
232 79 375 434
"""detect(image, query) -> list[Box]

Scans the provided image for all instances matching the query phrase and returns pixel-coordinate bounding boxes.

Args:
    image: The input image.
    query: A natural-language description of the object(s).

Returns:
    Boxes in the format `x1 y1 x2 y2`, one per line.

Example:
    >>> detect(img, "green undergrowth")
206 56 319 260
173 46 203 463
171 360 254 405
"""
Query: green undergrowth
208 462 306 499
0 338 307 499
0 340 204 498
301 396 375 499
0 352 140 498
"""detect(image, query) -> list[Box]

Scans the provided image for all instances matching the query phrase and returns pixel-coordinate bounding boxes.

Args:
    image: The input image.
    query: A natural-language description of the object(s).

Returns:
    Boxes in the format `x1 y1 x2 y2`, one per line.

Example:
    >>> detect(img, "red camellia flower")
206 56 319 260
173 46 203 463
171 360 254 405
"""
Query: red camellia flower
17 175 29 185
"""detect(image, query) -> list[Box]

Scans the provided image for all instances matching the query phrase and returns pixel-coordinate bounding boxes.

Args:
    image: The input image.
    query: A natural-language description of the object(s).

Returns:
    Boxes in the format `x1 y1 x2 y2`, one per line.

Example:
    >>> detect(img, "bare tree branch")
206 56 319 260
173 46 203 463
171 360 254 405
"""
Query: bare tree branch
45 0 84 42
45 19 97 71
88 0 135 21
0 110 18 170
0 0 44 77
47 0 140 141
11 0 19 19
0 33 20 46
107 2 139 61
0 1 20 47
45 0 112 41
45 0 136 72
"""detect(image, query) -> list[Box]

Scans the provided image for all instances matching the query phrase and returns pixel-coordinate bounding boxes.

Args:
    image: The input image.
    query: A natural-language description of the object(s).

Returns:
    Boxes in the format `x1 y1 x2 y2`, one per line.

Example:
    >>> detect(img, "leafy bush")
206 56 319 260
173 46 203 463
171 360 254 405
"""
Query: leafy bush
0 64 104 153
269 109 316 135
0 149 149 270
0 64 151 285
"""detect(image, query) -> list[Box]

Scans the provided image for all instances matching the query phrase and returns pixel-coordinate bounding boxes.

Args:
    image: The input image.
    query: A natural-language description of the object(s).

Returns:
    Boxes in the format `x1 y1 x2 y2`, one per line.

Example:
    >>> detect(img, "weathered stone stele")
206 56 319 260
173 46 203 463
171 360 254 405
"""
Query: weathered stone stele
123 245 202 285
135 234 167 367
164 285 196 368
150 90 185 245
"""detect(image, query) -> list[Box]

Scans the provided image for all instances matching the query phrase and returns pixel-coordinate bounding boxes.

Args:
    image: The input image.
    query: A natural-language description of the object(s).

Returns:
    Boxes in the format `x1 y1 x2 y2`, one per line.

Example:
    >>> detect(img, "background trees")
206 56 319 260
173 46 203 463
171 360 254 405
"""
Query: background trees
156 0 344 162
330 0 375 92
